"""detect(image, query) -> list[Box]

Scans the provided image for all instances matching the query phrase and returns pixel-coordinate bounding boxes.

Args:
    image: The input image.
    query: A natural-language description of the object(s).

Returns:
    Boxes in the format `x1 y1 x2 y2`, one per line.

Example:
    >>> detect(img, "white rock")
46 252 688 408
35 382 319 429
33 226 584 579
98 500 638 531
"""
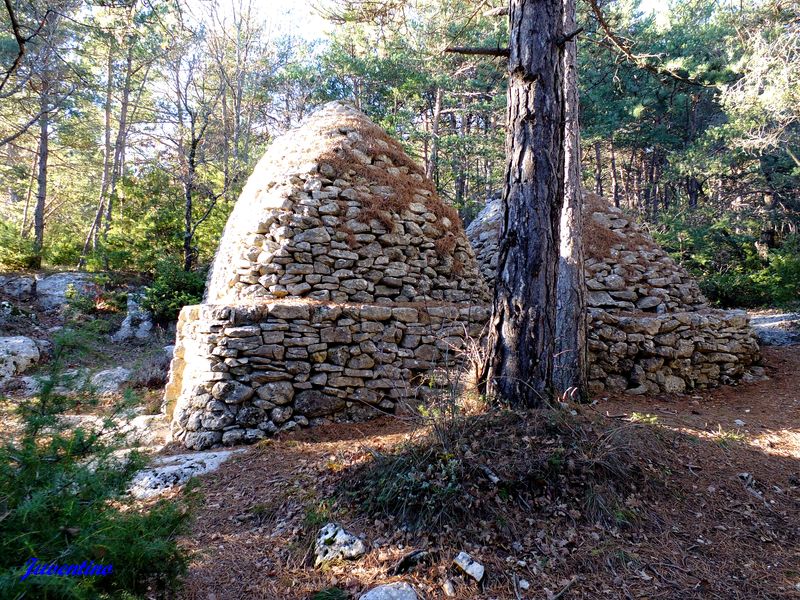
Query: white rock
0 275 35 299
112 292 155 342
0 336 40 380
359 582 418 600
36 272 94 311
442 579 456 597
519 578 530 590
91 367 132 394
123 414 170 447
314 523 367 566
129 449 244 499
453 551 485 583
734 419 745 427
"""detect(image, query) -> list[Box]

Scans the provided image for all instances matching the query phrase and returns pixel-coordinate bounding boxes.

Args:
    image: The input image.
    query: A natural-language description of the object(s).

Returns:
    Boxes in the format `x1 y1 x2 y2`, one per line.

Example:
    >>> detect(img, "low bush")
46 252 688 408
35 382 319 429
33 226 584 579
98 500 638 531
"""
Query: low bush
0 335 192 599
142 260 206 323
0 220 38 269
343 409 663 532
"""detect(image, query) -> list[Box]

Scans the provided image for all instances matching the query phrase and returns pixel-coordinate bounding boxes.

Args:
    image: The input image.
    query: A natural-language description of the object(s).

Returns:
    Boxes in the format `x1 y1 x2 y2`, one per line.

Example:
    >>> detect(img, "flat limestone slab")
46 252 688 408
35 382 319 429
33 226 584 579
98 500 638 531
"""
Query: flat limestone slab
129 449 245 499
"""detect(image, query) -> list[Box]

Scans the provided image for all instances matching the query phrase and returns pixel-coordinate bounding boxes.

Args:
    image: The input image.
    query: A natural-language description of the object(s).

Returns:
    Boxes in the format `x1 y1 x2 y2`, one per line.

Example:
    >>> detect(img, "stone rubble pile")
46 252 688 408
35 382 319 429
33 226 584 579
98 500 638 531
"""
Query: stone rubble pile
466 192 761 395
167 103 489 450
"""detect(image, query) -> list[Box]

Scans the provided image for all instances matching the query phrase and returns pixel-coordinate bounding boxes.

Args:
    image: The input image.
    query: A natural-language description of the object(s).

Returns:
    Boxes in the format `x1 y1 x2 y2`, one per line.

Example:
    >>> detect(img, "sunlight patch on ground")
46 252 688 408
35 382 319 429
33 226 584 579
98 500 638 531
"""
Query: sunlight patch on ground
748 430 800 458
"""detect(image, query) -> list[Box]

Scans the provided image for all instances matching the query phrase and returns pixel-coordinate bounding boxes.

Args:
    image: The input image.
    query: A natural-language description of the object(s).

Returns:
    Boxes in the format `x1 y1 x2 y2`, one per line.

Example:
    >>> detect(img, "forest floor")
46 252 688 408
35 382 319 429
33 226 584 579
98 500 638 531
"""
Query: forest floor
177 346 800 600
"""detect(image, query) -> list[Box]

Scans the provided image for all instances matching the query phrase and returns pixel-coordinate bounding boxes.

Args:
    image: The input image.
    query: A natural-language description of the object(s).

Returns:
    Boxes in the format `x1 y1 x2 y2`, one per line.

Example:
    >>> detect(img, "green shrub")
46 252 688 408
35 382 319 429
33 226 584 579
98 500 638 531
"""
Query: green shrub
0 337 191 599
763 244 800 306
142 260 206 323
699 271 769 308
0 220 37 269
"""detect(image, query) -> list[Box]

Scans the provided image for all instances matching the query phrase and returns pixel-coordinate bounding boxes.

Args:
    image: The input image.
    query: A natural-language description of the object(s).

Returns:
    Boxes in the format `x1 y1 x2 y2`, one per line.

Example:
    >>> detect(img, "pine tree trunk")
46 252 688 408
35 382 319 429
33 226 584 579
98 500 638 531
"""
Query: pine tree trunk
103 42 134 241
32 88 49 268
593 140 603 196
79 42 115 268
426 87 442 185
634 154 643 210
610 143 620 208
20 140 38 237
481 0 565 405
553 0 587 400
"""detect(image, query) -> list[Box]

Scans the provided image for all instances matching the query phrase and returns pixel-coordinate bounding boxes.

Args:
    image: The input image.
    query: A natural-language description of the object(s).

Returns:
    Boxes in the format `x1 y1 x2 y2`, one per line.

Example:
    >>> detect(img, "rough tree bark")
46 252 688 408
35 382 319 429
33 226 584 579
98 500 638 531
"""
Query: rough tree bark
481 0 565 405
553 0 587 399
32 84 49 267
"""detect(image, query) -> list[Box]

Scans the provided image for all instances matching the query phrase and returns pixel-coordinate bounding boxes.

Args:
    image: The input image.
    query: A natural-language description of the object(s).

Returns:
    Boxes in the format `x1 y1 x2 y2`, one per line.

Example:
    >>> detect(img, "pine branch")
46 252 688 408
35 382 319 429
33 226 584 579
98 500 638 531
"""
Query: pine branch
445 46 509 57
586 0 711 87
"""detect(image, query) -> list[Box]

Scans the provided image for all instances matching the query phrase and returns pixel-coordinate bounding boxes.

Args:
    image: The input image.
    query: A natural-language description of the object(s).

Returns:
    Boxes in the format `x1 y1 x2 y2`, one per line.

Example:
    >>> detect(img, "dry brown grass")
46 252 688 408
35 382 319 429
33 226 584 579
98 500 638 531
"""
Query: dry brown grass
582 191 656 260
315 114 462 239
433 233 457 256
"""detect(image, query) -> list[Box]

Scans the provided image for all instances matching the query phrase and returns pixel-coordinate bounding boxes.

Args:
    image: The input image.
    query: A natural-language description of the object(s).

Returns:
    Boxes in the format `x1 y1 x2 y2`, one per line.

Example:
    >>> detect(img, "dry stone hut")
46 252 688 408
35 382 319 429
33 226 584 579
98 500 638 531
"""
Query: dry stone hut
466 192 761 396
165 102 490 450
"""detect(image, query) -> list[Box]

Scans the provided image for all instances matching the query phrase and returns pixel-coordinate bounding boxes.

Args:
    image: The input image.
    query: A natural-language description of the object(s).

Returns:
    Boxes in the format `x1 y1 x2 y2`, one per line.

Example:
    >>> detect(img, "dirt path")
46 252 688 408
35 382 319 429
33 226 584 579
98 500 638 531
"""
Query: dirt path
179 347 800 600
600 346 800 459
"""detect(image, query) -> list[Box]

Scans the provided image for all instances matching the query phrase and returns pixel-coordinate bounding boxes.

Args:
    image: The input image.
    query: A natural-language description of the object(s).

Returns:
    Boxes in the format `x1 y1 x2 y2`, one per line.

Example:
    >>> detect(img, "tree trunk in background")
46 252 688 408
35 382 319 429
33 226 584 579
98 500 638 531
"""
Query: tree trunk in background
103 42 134 241
593 140 603 196
553 0 587 400
78 41 115 268
426 86 442 185
483 110 492 198
634 154 643 210
33 88 49 268
687 176 701 209
624 148 635 209
610 143 620 207
20 141 39 236
453 112 467 207
481 0 565 405
643 153 655 218
183 131 199 272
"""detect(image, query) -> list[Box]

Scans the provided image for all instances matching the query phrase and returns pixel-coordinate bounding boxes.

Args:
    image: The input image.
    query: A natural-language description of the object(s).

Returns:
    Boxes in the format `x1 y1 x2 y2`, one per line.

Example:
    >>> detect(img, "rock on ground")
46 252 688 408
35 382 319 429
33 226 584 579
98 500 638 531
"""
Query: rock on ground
122 414 171 448
0 336 40 380
35 272 94 311
91 367 132 394
749 312 800 346
112 292 154 342
0 274 35 299
453 551 485 583
128 449 244 499
359 582 418 600
314 523 368 566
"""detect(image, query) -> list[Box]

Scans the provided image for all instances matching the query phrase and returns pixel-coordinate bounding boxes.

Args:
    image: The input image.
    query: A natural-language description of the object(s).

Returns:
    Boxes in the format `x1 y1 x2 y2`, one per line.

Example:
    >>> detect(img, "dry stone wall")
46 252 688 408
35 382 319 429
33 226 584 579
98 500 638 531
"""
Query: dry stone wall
587 308 759 396
466 193 761 395
167 103 489 449
167 301 488 449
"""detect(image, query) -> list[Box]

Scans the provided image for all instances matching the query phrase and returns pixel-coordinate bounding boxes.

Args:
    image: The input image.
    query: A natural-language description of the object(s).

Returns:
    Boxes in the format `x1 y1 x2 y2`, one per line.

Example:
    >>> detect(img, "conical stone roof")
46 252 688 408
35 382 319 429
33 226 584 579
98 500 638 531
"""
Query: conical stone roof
466 191 708 314
207 102 490 306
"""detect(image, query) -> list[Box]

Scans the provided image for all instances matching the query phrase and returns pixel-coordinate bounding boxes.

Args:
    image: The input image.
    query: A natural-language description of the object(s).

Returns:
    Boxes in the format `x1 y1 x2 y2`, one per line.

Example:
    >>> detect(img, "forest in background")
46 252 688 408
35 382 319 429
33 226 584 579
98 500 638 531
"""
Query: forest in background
0 0 797 308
